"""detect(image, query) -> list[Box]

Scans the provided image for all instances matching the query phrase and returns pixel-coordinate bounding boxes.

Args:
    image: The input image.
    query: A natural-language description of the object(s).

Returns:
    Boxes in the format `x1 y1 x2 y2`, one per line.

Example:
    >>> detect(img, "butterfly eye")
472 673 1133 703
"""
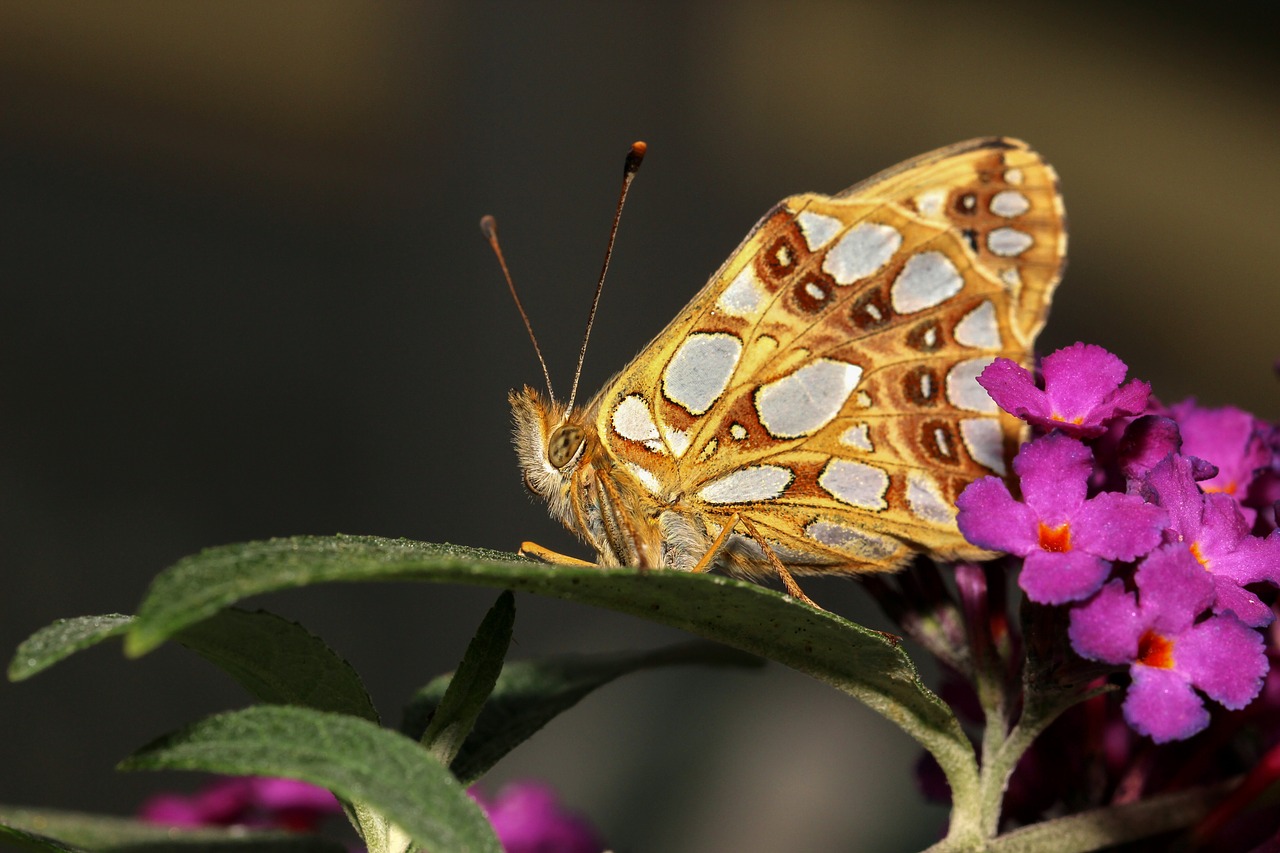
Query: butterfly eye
547 424 585 468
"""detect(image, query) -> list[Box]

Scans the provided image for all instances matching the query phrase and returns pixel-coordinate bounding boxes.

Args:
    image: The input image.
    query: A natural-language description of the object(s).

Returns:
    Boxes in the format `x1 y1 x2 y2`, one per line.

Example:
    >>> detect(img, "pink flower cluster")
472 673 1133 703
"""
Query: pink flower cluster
957 343 1280 742
140 776 604 852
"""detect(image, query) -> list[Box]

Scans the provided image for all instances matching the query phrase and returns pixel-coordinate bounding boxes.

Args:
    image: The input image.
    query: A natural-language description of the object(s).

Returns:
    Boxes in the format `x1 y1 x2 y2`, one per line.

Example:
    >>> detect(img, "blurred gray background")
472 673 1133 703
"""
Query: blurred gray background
1 3 1276 851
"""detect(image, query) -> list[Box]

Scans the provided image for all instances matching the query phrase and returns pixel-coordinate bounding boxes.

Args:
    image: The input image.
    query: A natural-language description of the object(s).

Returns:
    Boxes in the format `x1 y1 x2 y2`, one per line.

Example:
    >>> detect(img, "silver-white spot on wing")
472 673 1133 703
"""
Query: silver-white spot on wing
823 222 901 285
946 358 999 413
756 358 863 438
953 300 1001 349
818 459 889 510
987 227 1034 257
914 188 947 218
804 520 898 561
717 266 766 318
907 471 954 524
663 425 690 458
625 462 663 495
960 418 1007 475
612 394 660 443
698 465 792 504
796 210 843 251
729 423 747 441
891 251 963 314
804 281 827 302
990 190 1030 218
839 423 873 451
663 332 742 415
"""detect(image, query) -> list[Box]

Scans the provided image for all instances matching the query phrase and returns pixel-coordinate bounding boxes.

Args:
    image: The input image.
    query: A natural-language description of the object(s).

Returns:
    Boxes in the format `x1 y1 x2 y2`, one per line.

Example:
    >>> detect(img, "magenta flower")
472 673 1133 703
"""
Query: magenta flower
1141 452 1280 627
470 783 604 853
957 432 1167 604
1069 544 1268 742
977 343 1151 438
1168 399 1280 533
139 776 341 832
1169 400 1271 503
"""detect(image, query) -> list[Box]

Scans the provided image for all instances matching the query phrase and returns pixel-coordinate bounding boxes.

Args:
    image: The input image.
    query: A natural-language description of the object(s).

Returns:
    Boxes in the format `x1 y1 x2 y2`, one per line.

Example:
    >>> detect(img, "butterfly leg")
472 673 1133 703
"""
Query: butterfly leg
519 541 596 566
595 471 657 568
690 514 820 609
737 517 820 609
689 513 743 575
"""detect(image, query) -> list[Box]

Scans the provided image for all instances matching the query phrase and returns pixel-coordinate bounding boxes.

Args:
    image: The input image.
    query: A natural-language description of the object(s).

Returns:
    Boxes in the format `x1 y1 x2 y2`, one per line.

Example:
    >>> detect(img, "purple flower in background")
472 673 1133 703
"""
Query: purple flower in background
471 783 604 853
140 776 606 852
1168 399 1280 533
957 432 1167 604
139 776 341 832
1169 400 1271 504
977 343 1151 438
1141 453 1280 627
1069 544 1268 742
1114 416 1189 485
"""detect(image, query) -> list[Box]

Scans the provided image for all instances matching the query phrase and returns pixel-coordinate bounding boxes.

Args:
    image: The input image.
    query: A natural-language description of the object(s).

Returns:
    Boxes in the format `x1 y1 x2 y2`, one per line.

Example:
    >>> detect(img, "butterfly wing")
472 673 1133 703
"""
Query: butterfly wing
590 137 1066 574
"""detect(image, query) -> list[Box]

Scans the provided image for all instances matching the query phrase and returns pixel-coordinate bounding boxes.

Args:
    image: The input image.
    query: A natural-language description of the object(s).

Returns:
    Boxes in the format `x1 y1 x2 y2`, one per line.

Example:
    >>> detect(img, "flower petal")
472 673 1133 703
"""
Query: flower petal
1014 433 1093 518
1142 453 1206 541
1072 491 1168 561
1118 416 1183 483
956 476 1038 554
1177 615 1268 710
1068 579 1142 663
977 358 1049 421
1209 573 1274 628
1133 543 1214 634
1123 665 1209 743
1021 548 1112 604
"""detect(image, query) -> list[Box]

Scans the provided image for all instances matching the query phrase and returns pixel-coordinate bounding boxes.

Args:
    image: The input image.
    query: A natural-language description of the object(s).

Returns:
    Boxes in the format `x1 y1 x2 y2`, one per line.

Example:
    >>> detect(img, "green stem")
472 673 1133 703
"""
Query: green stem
985 779 1236 852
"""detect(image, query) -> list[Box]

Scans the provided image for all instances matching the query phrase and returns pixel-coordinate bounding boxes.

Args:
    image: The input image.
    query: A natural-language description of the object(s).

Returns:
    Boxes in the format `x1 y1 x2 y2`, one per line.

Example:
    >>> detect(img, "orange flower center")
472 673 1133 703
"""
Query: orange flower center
1049 413 1085 425
1137 629 1175 669
1038 521 1072 552
1204 480 1238 496
1189 541 1210 570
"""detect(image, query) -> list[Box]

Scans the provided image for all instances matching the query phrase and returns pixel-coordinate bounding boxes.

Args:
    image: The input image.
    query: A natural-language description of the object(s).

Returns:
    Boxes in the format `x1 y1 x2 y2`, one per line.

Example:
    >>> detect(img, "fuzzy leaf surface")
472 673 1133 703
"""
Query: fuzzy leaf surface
124 536 975 794
10 609 377 722
420 591 514 765
118 705 499 853
8 615 133 681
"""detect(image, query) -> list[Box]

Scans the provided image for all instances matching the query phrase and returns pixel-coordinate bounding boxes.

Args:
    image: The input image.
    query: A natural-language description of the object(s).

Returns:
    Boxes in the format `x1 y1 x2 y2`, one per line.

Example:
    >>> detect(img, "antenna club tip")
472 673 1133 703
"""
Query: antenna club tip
625 141 647 173
479 214 497 238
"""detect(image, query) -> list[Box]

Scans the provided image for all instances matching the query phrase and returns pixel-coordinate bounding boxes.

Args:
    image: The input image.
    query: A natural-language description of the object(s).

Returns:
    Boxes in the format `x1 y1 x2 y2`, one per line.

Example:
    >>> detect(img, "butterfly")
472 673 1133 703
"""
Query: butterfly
494 138 1065 601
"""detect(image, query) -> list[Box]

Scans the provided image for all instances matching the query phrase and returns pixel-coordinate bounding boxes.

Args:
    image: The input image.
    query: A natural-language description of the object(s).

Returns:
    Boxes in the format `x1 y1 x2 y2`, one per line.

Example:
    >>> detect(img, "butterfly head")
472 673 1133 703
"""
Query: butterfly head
509 385 592 508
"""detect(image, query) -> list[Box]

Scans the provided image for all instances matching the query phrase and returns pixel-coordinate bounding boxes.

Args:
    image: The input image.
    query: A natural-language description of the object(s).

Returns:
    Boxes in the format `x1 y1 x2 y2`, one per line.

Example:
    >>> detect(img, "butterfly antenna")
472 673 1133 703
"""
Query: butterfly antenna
480 214 557 404
564 140 647 413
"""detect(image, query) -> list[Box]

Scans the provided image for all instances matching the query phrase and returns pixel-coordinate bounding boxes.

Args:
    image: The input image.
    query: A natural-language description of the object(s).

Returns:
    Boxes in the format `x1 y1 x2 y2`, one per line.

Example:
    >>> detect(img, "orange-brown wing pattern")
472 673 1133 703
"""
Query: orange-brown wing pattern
591 138 1065 572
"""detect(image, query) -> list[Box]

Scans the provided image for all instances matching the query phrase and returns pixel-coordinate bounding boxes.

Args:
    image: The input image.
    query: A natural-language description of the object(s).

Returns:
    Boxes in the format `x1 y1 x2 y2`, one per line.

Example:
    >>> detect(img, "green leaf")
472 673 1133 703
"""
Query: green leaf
123 536 977 801
406 640 763 784
420 591 514 765
8 614 133 681
118 704 500 853
9 609 378 723
175 608 380 723
0 820 87 853
0 806 344 852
